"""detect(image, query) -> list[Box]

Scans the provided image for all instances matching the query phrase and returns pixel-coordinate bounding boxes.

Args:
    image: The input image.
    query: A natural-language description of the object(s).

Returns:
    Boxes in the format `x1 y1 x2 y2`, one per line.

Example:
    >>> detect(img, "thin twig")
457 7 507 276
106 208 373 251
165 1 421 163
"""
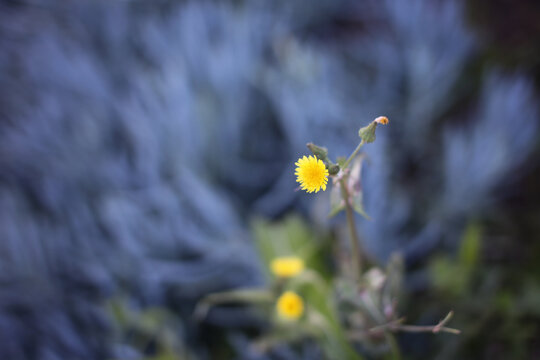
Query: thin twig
367 318 406 333
348 311 461 339
395 324 461 335
395 311 461 335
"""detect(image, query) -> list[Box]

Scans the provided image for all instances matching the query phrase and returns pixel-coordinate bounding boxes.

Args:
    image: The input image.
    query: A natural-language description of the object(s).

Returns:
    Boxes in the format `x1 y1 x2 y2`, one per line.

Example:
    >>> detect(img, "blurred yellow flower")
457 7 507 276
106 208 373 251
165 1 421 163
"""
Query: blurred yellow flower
271 257 305 278
276 291 304 320
295 155 329 193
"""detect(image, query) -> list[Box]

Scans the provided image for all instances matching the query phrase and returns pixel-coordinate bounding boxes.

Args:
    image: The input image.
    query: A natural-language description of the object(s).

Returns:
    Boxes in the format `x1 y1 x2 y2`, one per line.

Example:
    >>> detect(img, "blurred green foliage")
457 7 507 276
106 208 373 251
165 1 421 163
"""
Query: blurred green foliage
430 223 481 298
107 298 196 360
425 222 540 359
252 216 332 281
252 216 361 359
106 217 540 360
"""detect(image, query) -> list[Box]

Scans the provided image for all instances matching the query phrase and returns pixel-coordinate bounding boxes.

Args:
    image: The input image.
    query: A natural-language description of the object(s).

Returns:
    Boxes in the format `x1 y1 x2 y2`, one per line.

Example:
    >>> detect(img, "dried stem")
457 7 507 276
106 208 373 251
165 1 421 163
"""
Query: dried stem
349 311 461 339
395 324 461 335
396 311 461 335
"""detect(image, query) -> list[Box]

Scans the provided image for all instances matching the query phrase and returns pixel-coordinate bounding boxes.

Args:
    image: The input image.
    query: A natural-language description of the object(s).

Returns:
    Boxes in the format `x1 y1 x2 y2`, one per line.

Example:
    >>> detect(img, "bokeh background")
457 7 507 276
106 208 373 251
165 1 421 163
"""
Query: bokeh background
1 0 540 359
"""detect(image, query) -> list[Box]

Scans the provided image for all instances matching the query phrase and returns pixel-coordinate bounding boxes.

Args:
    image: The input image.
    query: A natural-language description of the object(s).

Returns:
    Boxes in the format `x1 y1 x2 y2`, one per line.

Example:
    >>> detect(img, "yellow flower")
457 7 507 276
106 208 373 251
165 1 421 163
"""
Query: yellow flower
276 291 304 320
271 257 305 278
294 155 329 193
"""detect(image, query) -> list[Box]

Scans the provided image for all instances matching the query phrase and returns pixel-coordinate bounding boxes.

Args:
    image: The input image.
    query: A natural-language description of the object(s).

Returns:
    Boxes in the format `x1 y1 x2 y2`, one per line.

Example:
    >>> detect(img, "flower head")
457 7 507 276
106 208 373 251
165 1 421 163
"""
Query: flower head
271 257 305 278
295 155 329 193
276 291 304 320
374 116 389 125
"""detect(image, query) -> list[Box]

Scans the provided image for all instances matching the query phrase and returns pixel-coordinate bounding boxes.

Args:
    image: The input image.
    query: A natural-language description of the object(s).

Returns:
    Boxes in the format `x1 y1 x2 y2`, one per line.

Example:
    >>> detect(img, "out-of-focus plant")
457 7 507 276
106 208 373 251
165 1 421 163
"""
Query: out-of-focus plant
108 297 196 360
196 117 459 359
423 222 540 359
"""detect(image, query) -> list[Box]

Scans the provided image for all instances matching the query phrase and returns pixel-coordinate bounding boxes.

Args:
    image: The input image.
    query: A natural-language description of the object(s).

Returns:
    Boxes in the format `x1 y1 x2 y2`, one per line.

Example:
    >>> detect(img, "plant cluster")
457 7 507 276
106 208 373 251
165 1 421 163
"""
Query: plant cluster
196 117 459 359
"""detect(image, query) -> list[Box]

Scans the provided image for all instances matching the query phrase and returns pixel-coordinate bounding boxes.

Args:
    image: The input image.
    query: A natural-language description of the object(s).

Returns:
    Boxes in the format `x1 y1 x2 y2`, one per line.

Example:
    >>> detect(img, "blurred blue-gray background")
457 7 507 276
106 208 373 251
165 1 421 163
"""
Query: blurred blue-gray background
1 0 540 359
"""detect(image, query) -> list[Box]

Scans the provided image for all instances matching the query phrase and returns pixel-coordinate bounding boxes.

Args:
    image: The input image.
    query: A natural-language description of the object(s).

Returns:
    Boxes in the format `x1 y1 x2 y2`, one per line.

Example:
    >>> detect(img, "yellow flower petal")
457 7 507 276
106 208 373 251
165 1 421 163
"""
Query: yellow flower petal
270 257 304 278
276 291 304 320
294 155 329 193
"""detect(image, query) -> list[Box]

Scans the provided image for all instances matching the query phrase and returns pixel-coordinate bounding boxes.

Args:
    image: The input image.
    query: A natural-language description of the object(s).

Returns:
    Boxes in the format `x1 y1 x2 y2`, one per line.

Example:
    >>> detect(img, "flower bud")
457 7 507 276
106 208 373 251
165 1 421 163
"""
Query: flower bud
358 116 388 143
374 116 389 125
328 164 340 175
358 122 377 143
306 142 328 160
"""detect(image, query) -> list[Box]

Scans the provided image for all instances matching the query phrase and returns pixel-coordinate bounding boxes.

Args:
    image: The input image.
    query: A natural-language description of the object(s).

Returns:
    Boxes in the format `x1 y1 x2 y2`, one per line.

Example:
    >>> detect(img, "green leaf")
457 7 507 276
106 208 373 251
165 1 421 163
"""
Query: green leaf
459 222 482 270
430 257 468 297
329 204 346 218
300 280 363 360
252 216 330 279
352 196 370 219
194 289 273 320
251 217 362 358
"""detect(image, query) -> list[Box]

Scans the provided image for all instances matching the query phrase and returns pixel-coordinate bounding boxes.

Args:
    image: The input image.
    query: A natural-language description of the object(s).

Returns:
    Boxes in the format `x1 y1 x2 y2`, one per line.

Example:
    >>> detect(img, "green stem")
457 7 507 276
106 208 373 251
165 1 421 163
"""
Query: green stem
338 139 367 281
384 331 402 360
342 140 365 169
339 178 362 282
